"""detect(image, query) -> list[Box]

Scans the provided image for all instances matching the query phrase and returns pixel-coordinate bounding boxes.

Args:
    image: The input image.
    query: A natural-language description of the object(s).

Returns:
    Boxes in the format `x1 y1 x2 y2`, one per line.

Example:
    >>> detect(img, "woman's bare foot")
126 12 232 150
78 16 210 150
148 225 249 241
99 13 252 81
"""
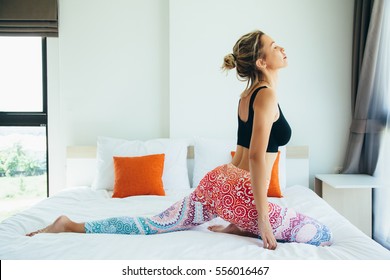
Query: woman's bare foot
26 215 82 237
208 223 257 238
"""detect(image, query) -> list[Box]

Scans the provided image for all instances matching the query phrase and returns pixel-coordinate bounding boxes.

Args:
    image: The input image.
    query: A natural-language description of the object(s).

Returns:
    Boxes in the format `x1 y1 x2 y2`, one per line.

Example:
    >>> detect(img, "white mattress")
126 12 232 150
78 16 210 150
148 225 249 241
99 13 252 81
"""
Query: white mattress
1 185 389 260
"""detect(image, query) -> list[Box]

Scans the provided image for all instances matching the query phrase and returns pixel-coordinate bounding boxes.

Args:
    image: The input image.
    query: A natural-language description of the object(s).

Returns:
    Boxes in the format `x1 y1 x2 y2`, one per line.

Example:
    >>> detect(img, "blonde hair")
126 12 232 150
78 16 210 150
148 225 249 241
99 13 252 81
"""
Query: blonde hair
222 30 266 97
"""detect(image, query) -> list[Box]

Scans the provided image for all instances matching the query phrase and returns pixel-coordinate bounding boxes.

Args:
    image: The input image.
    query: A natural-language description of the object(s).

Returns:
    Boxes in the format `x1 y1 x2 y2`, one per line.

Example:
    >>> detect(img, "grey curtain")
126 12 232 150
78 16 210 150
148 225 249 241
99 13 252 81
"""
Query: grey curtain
0 0 58 37
342 0 389 175
350 0 374 114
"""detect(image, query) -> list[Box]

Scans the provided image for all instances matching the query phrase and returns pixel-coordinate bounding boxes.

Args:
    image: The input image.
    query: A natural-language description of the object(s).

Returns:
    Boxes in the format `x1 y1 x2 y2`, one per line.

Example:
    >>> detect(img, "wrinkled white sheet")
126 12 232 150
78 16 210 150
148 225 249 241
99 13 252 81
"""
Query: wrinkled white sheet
1 185 389 260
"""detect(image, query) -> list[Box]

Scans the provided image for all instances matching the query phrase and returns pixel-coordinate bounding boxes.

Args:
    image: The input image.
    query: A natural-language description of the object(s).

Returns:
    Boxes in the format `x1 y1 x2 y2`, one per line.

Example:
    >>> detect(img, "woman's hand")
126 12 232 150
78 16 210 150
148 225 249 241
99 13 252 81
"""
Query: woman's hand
258 218 277 250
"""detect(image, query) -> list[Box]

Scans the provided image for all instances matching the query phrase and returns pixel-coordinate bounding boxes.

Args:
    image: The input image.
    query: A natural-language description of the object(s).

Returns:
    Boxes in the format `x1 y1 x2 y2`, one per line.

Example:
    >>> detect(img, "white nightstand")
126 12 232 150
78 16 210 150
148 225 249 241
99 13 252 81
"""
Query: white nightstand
314 174 382 237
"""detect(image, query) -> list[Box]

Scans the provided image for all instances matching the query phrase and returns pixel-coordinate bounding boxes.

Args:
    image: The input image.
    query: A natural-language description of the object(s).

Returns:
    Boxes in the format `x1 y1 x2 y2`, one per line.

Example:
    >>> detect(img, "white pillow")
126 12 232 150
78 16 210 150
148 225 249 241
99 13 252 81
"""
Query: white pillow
91 137 190 191
192 137 236 188
192 137 286 190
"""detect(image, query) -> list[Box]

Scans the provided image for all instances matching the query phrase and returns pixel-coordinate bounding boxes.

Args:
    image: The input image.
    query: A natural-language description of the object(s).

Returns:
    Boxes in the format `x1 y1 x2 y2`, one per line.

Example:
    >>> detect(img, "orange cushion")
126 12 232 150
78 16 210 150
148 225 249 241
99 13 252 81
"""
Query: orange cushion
231 151 282 197
112 154 166 198
267 151 282 197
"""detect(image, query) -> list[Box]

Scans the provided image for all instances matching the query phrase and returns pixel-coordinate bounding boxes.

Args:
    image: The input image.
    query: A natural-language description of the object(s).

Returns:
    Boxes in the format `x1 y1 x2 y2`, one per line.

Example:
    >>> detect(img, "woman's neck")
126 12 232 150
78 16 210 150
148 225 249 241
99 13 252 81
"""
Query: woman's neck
260 70 279 90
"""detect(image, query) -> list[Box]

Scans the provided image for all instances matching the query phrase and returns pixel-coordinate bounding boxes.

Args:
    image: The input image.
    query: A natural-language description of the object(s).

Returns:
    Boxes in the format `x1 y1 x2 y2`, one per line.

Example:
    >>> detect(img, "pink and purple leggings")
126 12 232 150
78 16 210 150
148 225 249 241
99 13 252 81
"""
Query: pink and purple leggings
85 163 332 246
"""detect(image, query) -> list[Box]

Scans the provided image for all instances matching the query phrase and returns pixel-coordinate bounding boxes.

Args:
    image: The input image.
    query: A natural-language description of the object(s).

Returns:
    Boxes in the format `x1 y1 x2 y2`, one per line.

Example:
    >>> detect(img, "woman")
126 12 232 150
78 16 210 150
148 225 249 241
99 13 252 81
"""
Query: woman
27 30 332 250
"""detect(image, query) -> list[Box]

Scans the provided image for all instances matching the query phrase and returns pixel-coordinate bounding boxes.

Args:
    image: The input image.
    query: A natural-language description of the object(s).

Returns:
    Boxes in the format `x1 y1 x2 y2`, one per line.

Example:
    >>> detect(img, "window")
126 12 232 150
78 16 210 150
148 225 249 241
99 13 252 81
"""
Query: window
0 37 48 221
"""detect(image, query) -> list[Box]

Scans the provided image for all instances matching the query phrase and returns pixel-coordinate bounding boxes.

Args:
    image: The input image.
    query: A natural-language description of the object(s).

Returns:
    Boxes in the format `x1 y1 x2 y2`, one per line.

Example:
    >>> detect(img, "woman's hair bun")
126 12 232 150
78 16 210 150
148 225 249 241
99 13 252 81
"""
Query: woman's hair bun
222 53 236 71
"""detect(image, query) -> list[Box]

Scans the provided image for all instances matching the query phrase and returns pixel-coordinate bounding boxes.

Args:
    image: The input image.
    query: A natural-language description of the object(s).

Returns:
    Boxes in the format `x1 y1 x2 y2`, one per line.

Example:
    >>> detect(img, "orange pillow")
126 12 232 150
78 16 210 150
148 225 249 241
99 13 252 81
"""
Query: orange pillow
267 151 282 197
231 151 282 197
112 154 165 198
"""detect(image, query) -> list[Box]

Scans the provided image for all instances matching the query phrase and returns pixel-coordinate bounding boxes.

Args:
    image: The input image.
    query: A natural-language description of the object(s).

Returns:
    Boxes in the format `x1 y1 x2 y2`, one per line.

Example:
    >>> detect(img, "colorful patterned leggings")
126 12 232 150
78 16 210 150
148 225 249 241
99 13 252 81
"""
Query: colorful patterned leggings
85 164 332 246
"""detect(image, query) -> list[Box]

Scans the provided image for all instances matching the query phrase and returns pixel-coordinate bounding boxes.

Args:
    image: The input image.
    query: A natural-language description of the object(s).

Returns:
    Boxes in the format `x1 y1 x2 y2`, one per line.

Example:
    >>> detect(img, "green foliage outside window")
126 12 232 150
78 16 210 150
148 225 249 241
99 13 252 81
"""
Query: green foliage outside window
0 142 46 177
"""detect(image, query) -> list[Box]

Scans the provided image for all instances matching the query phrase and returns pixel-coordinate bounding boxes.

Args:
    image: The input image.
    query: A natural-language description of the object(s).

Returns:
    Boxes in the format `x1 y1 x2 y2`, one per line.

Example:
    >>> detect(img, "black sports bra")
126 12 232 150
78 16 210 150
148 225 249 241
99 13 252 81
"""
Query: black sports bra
237 86 292 152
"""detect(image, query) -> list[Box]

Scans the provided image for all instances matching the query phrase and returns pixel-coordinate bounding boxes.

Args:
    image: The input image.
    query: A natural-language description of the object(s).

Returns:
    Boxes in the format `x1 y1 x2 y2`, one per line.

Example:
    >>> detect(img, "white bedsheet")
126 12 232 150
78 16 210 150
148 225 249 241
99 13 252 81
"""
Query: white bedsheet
1 185 389 260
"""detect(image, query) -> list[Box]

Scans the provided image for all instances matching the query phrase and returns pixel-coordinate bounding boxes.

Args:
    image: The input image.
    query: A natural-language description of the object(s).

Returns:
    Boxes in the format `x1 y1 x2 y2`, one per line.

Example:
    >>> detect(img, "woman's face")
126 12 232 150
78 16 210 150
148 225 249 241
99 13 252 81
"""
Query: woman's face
260 34 288 70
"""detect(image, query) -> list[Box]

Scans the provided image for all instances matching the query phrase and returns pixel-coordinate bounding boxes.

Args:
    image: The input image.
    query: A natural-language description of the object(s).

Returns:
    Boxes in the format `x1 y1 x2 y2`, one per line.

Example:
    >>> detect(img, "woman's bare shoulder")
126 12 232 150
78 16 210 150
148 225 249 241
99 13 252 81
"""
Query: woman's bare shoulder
253 87 277 110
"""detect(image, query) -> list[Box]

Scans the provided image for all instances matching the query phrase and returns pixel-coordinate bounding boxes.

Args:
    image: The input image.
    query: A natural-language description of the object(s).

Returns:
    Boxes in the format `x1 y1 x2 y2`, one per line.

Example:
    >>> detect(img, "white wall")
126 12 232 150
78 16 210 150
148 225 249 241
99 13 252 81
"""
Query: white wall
48 0 354 194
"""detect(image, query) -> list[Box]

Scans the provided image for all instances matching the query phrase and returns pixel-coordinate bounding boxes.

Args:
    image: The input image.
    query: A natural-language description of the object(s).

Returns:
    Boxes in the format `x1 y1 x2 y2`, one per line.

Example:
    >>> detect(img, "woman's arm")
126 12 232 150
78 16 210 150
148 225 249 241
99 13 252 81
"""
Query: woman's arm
249 87 278 250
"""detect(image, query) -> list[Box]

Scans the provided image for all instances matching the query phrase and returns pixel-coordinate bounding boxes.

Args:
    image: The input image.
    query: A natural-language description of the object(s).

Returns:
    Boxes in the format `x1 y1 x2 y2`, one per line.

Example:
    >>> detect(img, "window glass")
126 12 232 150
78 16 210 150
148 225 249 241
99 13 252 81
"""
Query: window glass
0 127 47 221
0 37 43 112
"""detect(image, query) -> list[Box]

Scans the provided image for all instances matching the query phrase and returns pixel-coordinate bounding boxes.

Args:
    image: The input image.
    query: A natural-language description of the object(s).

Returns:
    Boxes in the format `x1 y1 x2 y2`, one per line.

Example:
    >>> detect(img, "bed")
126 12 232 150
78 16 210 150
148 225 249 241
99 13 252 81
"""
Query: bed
0 137 389 260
